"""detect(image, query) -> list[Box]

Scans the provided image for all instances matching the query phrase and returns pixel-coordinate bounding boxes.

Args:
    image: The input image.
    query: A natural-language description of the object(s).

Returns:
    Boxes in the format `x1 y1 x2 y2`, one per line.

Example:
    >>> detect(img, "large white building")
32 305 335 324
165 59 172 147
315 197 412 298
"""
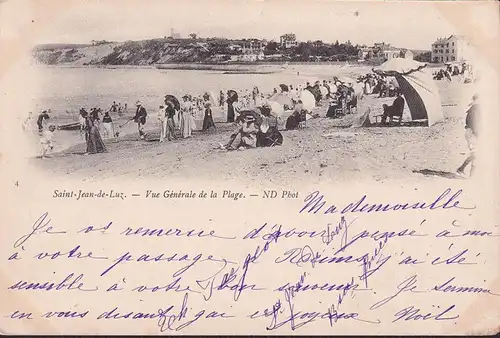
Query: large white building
431 35 471 63
280 33 298 49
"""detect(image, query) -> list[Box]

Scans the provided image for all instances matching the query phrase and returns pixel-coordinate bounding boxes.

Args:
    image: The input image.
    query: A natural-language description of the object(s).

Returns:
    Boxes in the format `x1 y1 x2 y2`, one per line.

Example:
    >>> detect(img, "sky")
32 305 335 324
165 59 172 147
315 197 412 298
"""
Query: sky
0 0 495 50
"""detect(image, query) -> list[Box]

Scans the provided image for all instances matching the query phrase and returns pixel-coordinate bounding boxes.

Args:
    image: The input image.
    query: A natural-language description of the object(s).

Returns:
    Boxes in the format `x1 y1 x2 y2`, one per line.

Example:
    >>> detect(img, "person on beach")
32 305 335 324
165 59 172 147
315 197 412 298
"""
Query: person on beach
102 111 114 138
117 103 123 116
90 108 101 123
164 100 177 141
40 125 56 159
381 91 405 124
286 102 306 130
37 110 50 134
219 90 225 108
111 101 117 112
226 91 236 122
84 111 107 154
221 115 258 151
22 112 33 131
133 101 148 140
457 94 479 177
256 104 282 147
157 105 167 142
252 86 260 106
179 95 194 138
202 102 216 132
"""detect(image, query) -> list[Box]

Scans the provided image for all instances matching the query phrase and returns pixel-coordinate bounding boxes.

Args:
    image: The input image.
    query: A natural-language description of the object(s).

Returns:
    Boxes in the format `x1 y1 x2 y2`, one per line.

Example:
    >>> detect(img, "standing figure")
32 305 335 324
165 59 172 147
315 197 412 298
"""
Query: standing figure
37 110 50 134
164 100 177 141
457 95 479 177
133 101 148 140
227 90 236 123
40 125 56 158
117 103 123 117
23 112 33 131
84 112 107 154
157 105 167 142
219 90 225 108
102 111 114 138
202 102 216 132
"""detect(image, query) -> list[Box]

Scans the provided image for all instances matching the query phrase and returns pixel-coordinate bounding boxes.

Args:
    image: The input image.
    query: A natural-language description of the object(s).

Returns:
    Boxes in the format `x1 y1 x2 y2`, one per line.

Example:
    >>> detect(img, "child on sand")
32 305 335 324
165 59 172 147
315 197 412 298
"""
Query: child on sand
40 125 56 159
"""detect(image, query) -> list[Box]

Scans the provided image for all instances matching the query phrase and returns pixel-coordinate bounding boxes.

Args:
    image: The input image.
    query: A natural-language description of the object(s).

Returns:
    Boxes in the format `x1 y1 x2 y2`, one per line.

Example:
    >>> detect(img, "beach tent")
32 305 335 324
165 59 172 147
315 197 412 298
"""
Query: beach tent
372 58 444 126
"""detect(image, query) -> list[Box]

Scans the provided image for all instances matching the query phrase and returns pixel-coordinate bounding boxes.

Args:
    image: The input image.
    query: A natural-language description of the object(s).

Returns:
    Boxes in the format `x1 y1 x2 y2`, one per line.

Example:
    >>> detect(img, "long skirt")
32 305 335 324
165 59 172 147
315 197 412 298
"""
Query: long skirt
202 115 216 131
227 104 235 122
180 113 194 138
166 118 176 140
86 126 107 154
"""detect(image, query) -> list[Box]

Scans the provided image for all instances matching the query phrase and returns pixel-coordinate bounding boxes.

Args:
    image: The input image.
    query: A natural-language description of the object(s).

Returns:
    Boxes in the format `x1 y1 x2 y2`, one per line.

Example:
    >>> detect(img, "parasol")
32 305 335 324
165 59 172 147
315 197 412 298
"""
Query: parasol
279 84 289 92
300 90 316 112
270 93 293 109
227 89 239 102
164 94 180 111
267 101 285 117
238 109 263 126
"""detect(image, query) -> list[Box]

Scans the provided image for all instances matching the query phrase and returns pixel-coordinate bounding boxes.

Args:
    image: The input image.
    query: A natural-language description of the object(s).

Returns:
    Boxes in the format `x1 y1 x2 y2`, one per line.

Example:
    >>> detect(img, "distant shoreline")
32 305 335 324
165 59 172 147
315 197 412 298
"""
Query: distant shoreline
33 61 371 71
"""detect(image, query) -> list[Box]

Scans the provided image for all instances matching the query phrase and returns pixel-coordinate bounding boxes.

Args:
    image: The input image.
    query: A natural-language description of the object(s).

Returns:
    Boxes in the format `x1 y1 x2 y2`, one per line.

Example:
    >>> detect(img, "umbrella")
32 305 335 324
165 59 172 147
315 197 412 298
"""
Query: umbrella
238 109 263 125
300 90 316 112
270 93 293 109
164 94 180 111
227 89 239 102
267 101 285 117
279 84 289 92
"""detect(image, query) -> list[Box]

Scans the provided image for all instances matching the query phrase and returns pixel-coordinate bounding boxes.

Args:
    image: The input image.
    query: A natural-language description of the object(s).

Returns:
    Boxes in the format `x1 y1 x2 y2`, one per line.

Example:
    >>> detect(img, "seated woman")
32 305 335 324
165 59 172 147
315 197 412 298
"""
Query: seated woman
326 96 342 118
256 105 283 147
221 115 258 150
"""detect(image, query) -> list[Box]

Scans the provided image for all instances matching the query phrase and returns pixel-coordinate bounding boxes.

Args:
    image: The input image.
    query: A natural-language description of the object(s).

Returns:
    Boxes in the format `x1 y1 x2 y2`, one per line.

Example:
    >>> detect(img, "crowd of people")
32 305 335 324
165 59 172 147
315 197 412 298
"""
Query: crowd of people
28 64 479 177
433 62 473 82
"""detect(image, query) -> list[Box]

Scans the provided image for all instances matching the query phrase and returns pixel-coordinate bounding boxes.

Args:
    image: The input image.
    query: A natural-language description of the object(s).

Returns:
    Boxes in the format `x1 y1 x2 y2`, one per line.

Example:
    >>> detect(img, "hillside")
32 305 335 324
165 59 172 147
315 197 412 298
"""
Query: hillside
33 39 217 66
32 38 363 66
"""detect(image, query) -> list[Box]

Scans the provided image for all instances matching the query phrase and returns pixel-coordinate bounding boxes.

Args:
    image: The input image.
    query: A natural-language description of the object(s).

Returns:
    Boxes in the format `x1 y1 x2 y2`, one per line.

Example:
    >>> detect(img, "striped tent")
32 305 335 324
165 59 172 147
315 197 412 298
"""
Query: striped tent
373 58 444 126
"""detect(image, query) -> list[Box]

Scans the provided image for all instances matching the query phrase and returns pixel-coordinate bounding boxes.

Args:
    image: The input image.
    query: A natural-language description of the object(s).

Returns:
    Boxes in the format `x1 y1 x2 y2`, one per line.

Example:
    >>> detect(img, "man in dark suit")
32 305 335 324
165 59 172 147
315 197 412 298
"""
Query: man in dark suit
133 101 148 140
381 91 405 124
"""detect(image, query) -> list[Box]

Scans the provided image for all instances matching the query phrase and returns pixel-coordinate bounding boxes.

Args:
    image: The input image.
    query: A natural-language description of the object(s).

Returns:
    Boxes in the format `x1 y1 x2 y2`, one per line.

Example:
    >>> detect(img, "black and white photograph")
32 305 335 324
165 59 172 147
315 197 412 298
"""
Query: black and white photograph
14 0 485 183
1 0 499 336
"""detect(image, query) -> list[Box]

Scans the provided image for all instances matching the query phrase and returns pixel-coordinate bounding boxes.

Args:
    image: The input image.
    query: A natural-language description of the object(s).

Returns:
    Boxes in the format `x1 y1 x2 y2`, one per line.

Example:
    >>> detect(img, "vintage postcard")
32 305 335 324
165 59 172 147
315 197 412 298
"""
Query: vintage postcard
0 0 499 335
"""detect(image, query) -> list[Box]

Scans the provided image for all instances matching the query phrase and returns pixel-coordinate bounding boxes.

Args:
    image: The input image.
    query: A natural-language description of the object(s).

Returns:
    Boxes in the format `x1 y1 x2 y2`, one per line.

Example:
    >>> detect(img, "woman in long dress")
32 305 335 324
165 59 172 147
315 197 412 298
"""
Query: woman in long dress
179 96 193 138
85 113 107 154
202 102 216 132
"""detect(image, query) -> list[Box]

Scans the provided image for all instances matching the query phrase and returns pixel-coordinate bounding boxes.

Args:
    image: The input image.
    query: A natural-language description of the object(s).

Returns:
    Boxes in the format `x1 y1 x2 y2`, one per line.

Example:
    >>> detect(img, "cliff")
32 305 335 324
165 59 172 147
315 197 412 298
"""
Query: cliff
33 39 219 66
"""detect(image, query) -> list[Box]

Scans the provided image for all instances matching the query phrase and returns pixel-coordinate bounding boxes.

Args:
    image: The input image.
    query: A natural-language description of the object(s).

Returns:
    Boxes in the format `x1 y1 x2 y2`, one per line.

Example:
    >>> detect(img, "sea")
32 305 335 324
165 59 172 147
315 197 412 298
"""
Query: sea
23 63 371 153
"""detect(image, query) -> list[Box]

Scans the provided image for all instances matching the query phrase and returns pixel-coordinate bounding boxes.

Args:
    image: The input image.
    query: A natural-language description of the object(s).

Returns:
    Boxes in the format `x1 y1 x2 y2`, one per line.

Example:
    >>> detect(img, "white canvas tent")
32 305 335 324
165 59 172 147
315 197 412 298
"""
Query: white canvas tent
373 58 444 126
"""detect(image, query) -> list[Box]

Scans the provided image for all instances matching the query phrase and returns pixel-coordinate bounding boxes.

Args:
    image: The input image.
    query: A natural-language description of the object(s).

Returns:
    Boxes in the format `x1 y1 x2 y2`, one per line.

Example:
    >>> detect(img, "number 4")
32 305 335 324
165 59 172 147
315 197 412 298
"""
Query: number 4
15 181 19 187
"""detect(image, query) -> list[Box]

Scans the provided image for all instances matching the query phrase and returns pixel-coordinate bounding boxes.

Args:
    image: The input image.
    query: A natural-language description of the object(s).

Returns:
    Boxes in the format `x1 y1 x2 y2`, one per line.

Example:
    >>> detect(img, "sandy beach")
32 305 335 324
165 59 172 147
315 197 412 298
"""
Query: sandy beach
32 78 474 184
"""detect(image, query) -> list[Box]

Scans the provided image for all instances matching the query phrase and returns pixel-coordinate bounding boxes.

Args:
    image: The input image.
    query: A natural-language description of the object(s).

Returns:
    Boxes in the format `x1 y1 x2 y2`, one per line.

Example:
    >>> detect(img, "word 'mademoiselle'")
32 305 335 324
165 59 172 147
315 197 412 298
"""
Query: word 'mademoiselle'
299 188 473 215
